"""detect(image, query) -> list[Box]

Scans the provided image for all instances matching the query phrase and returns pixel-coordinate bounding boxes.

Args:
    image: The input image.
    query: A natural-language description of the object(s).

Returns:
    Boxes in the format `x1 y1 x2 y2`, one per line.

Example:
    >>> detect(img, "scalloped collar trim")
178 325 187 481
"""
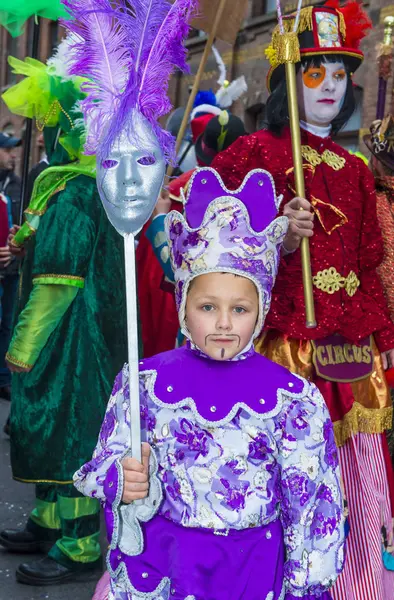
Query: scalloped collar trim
138 347 307 426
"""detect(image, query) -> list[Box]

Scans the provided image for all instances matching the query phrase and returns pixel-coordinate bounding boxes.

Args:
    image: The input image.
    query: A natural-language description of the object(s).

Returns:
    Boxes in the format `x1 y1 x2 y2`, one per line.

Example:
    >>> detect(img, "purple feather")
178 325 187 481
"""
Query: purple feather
62 0 131 154
62 0 198 163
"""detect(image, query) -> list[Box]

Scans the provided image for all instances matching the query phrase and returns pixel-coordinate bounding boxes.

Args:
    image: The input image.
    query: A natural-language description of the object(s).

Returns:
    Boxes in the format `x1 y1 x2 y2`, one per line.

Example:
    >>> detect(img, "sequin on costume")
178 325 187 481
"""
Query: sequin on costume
375 176 394 322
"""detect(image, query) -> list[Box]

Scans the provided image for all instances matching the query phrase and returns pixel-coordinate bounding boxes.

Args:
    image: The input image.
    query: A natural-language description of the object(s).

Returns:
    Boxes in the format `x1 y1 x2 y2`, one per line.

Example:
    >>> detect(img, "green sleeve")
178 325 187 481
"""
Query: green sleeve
7 284 78 369
32 185 96 288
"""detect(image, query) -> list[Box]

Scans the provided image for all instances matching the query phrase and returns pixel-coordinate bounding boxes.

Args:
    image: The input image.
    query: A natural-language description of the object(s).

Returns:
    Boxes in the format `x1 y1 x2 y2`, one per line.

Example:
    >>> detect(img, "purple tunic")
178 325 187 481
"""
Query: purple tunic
74 345 344 599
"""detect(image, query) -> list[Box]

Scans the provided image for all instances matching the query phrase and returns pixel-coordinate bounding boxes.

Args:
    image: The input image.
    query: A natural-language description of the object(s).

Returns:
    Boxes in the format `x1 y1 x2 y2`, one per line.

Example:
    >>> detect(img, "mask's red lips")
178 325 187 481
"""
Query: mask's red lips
318 99 336 104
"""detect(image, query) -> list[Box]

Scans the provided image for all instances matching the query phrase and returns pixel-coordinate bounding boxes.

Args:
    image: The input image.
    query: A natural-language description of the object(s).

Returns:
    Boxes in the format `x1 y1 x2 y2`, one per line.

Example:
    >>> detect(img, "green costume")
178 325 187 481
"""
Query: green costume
2 53 127 570
7 173 126 567
8 173 126 482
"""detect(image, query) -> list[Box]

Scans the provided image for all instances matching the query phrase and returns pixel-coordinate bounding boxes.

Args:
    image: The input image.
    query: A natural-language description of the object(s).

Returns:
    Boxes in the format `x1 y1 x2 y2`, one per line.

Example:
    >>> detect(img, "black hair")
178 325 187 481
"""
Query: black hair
263 54 356 136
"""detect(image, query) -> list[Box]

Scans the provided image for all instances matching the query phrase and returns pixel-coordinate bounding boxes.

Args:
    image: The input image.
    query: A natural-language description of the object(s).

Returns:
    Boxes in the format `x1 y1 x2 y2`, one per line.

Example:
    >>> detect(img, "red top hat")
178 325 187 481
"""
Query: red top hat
190 114 215 145
266 0 372 92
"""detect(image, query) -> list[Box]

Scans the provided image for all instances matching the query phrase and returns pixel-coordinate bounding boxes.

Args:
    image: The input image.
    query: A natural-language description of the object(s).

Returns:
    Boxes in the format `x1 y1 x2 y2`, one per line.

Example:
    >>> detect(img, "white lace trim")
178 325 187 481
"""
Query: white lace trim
108 449 162 559
116 567 171 599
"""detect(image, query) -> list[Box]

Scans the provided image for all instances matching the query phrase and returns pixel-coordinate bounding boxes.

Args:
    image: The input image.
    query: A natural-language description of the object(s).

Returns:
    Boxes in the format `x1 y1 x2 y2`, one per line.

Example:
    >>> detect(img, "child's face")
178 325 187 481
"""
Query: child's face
185 273 259 361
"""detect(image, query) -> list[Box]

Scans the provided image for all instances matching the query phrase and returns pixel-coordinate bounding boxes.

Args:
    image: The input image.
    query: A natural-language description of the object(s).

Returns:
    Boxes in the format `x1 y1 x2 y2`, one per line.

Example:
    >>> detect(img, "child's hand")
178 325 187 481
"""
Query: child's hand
121 442 151 503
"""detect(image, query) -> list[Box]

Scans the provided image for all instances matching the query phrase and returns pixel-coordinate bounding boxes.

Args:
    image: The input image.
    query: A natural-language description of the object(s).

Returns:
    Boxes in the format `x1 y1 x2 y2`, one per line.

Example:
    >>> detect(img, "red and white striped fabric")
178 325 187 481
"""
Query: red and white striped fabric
332 434 394 600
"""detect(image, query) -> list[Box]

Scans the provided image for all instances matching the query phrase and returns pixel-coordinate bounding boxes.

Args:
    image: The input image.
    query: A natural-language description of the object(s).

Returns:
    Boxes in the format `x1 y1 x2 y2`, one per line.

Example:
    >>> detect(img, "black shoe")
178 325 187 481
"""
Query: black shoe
0 527 58 554
0 386 11 401
16 556 102 586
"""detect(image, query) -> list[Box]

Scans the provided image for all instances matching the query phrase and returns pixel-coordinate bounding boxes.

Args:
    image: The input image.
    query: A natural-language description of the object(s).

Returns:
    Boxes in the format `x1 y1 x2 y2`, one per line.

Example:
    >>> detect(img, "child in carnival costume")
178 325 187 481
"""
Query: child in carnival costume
62 1 343 597
212 2 394 598
0 41 127 584
74 166 345 600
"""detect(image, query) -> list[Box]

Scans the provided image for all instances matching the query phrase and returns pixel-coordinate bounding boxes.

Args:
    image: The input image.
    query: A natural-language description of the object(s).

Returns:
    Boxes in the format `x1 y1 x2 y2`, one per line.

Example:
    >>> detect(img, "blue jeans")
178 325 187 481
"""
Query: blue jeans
0 274 18 387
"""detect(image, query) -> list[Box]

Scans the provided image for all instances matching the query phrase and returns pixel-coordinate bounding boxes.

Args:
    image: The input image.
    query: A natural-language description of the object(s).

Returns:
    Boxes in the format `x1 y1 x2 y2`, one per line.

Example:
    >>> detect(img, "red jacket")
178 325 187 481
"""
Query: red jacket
212 127 394 351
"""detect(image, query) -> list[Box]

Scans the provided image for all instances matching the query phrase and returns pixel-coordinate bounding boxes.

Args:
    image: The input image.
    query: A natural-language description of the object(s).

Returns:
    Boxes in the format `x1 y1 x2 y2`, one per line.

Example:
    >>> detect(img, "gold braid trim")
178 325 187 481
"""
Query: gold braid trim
301 145 346 170
273 7 314 35
14 476 74 485
333 402 393 447
295 6 314 34
33 274 84 283
6 352 33 370
336 10 346 42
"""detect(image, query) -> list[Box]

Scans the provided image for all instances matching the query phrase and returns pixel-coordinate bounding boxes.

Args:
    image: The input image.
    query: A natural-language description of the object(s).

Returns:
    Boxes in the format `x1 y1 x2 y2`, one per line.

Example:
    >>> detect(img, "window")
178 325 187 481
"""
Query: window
251 0 265 17
251 0 277 16
49 22 59 55
6 34 18 85
26 18 34 55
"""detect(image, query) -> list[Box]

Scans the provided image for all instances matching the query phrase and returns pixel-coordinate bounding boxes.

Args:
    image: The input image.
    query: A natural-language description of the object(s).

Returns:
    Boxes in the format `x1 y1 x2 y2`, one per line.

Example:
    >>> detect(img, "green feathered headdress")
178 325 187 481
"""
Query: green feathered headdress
0 0 69 37
2 38 89 164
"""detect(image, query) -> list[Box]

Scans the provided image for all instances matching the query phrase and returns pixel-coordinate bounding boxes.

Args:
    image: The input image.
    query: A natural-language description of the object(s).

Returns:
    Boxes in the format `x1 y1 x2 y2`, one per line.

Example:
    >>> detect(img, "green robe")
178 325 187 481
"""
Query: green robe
10 175 127 483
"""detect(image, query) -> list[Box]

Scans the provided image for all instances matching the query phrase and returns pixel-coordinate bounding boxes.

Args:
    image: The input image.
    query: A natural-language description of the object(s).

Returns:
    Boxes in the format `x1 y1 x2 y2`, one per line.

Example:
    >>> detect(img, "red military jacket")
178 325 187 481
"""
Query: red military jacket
212 126 394 352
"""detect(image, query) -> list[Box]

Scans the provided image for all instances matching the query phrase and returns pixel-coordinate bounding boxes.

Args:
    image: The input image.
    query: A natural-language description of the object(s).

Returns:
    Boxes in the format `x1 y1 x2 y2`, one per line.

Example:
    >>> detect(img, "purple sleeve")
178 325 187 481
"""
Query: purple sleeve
278 382 345 597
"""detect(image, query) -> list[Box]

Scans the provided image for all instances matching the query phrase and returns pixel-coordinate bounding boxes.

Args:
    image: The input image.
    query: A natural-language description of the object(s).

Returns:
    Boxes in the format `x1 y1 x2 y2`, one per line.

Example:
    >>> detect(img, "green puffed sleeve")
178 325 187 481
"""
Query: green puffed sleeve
7 284 78 369
32 182 96 288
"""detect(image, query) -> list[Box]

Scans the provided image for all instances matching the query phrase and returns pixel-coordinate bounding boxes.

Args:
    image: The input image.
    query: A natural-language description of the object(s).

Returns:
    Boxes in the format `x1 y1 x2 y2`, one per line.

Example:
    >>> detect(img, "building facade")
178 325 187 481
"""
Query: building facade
0 0 393 172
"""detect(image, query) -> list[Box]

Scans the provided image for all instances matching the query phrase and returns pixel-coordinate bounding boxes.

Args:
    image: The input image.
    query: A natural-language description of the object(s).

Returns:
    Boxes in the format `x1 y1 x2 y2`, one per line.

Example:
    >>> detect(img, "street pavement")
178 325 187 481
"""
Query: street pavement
0 398 105 600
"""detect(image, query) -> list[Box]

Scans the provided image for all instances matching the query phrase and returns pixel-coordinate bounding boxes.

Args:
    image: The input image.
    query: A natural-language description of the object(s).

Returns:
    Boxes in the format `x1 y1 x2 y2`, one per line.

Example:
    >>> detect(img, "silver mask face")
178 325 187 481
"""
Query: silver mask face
96 111 166 236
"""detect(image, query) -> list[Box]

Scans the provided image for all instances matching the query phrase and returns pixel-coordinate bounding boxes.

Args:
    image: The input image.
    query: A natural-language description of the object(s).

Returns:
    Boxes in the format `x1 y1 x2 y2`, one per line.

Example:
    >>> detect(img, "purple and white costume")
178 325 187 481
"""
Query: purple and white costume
74 169 345 599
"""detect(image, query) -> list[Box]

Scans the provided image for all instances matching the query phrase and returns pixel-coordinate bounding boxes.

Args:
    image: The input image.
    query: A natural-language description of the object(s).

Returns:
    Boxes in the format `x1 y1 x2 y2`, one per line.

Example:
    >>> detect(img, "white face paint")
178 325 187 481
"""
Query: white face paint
96 110 166 236
296 60 348 127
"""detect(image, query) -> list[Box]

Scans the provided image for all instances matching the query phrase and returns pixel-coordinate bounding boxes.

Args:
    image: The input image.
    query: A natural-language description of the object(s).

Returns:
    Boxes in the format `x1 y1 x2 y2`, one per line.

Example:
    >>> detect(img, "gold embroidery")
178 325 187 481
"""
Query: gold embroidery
5 352 33 370
32 274 84 283
313 267 360 297
286 165 348 234
14 476 74 484
344 271 360 297
301 145 346 171
310 196 348 235
25 183 66 216
36 101 75 132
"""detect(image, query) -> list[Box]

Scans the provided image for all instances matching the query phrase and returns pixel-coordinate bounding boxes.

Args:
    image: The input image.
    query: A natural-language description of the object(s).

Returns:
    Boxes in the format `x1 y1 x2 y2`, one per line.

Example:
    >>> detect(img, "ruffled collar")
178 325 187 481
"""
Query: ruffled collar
300 120 332 139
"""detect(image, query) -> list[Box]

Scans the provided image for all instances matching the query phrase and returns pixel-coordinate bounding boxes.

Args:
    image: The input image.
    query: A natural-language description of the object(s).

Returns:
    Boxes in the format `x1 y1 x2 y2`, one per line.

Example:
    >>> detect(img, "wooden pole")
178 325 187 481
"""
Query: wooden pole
166 0 228 178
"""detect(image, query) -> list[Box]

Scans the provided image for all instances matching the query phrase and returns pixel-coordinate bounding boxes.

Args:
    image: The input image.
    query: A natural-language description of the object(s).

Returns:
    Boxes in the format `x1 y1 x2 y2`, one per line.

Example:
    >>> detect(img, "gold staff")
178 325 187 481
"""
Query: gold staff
271 24 317 328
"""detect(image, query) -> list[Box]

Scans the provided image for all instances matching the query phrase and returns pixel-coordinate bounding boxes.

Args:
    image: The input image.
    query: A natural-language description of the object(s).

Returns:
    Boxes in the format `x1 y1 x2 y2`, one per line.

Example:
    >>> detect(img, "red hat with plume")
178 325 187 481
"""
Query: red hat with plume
266 0 372 91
